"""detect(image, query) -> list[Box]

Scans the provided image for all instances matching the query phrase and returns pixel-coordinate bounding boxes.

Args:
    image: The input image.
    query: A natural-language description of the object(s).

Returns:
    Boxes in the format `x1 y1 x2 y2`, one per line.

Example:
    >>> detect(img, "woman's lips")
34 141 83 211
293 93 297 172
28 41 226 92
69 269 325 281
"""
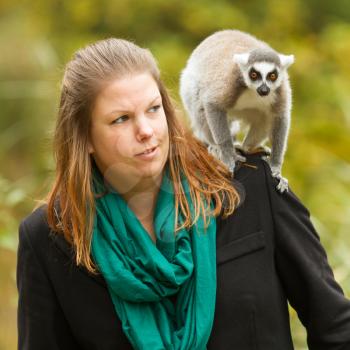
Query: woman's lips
135 146 159 159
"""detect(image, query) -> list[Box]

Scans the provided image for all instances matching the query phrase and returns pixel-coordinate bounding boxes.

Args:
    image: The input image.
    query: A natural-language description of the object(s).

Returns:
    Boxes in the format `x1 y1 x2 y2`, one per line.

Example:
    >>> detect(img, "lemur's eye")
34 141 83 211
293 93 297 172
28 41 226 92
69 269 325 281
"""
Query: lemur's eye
268 72 278 81
249 70 259 80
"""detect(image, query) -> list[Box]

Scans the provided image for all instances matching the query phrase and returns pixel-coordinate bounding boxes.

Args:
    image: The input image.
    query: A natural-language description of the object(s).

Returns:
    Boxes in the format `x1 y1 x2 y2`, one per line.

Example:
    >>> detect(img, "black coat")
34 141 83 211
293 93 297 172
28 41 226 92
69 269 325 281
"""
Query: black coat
17 152 350 350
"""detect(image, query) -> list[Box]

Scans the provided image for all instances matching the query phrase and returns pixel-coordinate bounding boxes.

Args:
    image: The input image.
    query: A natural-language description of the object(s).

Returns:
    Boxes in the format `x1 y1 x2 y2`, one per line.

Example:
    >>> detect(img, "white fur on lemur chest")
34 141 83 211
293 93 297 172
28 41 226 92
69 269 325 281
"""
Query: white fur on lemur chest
228 89 275 117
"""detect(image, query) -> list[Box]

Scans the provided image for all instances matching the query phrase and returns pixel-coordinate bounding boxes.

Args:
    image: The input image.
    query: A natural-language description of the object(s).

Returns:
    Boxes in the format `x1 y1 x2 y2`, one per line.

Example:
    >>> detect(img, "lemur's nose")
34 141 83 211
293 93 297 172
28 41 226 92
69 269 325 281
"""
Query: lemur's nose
257 84 270 96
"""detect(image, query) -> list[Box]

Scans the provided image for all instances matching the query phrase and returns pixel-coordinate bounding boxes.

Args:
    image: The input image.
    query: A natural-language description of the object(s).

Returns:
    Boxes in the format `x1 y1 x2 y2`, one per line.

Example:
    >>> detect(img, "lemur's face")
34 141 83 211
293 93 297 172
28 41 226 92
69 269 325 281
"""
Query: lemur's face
242 62 284 97
233 52 294 98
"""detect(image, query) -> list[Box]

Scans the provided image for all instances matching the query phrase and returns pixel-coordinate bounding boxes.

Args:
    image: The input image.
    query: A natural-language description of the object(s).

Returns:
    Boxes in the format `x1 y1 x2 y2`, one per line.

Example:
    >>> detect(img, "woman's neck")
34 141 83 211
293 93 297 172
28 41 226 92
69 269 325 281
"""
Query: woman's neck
121 174 162 223
123 189 158 223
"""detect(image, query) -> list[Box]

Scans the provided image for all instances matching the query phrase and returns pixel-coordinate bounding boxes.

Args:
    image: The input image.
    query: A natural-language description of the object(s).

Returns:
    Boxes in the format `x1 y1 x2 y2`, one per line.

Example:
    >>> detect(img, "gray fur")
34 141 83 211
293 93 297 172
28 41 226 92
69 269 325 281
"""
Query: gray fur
179 29 295 193
248 48 281 66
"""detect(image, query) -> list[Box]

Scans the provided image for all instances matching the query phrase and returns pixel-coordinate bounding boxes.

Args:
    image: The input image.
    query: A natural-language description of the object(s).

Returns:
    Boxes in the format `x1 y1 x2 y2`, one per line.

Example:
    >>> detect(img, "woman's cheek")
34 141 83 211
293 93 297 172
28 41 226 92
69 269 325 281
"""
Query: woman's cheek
110 134 126 155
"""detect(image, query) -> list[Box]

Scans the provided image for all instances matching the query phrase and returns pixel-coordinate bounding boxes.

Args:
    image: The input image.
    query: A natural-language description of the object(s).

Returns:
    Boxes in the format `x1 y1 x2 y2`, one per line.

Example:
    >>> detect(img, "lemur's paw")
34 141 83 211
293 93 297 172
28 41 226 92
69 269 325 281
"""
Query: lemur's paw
236 144 271 156
233 143 244 151
272 172 289 193
228 163 236 173
260 145 271 155
234 153 247 163
262 155 270 164
225 156 237 173
225 149 246 172
262 158 289 193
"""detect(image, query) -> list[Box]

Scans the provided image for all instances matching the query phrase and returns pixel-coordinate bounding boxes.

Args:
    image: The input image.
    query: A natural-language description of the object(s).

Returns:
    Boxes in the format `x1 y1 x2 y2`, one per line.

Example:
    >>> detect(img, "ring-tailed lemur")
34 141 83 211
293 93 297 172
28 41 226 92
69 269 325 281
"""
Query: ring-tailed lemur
179 30 294 193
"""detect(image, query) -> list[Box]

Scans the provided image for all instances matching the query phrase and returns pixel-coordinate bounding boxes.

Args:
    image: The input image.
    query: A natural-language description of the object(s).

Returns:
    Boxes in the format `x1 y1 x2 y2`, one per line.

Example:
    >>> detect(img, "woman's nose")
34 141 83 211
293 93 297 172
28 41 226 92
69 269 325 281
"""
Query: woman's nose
135 116 154 141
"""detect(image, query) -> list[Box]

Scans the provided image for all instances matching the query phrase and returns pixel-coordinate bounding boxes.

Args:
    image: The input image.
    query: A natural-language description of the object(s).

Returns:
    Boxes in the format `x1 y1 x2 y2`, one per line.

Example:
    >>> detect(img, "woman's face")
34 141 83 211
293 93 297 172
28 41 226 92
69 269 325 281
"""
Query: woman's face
88 73 170 194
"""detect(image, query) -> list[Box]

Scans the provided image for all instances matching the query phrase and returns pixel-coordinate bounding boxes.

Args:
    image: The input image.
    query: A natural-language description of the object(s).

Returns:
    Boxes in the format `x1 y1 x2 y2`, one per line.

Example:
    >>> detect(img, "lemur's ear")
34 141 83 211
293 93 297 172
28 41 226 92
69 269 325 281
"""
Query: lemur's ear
279 54 294 69
233 53 250 66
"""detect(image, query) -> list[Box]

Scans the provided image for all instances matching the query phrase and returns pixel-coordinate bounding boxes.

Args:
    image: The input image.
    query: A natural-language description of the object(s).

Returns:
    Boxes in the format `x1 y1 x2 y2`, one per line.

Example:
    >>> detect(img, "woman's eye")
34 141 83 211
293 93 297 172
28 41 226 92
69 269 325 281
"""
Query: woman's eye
112 115 129 124
148 105 161 113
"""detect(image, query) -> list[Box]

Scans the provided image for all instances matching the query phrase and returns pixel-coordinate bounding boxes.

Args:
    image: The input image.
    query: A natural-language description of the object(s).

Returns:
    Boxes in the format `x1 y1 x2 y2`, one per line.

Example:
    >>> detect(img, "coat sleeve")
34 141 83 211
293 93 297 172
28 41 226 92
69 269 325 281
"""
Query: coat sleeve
263 161 350 350
17 219 77 349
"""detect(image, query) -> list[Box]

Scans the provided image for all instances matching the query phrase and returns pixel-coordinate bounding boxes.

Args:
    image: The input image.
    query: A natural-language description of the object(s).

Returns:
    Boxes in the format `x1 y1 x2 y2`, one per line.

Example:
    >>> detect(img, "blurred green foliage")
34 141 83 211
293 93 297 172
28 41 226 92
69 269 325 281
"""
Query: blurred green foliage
0 0 349 349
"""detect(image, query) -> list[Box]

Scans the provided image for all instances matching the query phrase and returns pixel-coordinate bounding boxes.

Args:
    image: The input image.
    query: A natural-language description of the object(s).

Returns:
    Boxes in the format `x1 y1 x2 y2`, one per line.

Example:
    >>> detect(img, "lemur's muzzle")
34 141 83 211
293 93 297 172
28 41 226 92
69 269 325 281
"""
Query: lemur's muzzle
257 84 270 96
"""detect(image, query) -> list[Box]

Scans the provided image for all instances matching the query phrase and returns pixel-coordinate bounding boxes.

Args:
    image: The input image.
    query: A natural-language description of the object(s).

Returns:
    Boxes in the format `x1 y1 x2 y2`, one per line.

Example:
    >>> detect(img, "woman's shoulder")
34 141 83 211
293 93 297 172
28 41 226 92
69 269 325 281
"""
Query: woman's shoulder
231 148 303 213
19 204 52 247
19 203 77 266
20 204 50 231
233 148 276 189
234 148 312 219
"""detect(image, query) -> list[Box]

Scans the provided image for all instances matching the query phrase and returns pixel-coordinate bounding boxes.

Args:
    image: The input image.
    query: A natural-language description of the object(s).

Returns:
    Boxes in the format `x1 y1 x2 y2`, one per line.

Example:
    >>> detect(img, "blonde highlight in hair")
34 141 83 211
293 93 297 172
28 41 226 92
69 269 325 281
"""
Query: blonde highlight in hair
43 38 240 274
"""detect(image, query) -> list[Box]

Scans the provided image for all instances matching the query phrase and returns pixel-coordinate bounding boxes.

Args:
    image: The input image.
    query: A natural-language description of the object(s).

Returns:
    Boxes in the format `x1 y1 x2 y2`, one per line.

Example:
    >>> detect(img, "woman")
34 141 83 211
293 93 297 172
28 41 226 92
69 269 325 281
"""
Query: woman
17 38 350 350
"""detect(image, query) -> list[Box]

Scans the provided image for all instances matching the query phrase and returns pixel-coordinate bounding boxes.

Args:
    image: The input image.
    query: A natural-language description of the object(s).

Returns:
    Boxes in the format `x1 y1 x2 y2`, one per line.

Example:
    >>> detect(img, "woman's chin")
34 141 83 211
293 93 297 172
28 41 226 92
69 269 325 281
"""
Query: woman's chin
135 163 165 180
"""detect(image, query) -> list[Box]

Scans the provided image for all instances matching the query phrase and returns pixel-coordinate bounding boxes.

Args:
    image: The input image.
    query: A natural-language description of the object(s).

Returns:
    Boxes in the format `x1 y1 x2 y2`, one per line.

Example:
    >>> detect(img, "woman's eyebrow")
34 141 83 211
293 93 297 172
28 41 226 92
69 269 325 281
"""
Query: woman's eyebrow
104 95 162 117
147 95 162 106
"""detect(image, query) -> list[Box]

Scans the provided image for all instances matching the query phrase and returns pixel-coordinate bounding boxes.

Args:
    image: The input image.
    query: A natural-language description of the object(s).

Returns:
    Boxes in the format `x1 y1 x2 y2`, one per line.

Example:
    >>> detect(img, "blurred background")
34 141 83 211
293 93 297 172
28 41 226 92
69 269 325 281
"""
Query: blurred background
1 0 349 349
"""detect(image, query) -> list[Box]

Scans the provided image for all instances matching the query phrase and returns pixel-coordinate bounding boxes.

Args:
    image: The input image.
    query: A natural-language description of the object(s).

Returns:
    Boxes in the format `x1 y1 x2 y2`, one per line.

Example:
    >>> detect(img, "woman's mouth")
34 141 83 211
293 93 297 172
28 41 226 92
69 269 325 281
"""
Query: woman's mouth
135 146 158 159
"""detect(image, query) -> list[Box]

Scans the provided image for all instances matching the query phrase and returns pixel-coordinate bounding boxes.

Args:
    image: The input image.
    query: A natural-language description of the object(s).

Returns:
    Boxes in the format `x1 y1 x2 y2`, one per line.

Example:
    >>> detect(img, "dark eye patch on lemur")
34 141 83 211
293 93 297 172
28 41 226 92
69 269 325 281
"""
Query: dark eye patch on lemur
249 68 262 81
267 69 278 81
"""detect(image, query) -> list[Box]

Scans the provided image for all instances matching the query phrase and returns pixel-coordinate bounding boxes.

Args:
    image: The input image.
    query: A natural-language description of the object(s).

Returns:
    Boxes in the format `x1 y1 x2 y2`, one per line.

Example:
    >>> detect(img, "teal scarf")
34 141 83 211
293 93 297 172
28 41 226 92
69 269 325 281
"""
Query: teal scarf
91 165 216 350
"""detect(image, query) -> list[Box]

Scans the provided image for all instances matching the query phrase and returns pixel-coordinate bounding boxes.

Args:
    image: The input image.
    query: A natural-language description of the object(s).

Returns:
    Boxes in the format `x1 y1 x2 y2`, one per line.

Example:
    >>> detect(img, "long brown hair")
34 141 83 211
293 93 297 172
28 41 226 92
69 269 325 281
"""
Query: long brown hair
44 38 240 274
